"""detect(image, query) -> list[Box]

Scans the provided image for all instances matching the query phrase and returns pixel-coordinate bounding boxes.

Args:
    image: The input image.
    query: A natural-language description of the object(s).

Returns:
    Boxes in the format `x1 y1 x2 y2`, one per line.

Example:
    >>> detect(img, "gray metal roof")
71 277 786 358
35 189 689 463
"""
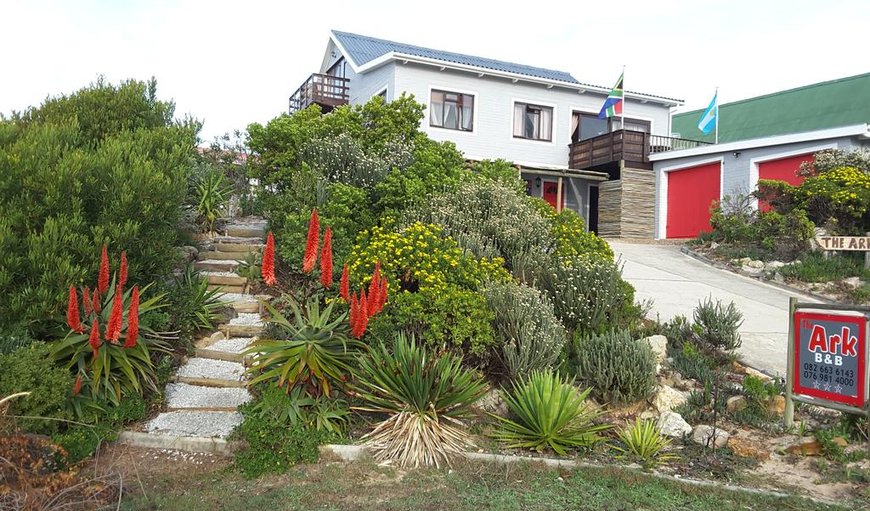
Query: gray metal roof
332 30 580 84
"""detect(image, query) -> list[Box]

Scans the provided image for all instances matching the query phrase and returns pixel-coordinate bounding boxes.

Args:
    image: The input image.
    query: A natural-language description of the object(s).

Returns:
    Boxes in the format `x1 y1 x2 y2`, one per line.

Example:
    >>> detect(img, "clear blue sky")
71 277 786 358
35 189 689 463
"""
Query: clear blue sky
2 0 867 142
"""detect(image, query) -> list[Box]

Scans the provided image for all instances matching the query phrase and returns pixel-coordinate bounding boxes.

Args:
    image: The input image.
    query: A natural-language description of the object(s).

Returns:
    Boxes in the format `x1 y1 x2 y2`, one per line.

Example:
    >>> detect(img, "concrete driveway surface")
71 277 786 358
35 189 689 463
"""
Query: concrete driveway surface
609 241 820 377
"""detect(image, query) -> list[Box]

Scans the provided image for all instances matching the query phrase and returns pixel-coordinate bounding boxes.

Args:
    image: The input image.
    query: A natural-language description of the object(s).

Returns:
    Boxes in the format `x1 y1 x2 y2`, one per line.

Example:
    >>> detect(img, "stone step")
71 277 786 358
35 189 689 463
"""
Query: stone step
224 324 265 338
225 226 266 238
215 293 264 313
165 383 251 411
214 235 265 244
207 284 246 294
195 259 241 272
117 431 239 455
145 411 243 439
195 336 254 363
214 242 262 253
200 251 250 261
204 272 247 287
176 357 245 384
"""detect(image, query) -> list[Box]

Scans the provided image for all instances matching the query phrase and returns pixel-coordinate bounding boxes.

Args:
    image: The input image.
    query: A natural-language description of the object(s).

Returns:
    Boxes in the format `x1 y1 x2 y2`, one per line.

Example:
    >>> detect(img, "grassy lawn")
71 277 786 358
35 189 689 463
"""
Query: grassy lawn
121 458 846 511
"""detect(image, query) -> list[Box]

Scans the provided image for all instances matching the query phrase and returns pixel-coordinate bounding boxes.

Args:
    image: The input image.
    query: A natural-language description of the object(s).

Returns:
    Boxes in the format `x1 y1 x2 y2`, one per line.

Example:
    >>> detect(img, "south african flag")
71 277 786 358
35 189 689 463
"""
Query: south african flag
598 71 624 119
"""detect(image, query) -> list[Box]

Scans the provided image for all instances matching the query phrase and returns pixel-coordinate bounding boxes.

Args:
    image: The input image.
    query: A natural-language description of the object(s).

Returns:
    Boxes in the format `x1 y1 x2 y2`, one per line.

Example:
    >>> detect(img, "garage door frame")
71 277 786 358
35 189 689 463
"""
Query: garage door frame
658 156 724 239
748 143 837 210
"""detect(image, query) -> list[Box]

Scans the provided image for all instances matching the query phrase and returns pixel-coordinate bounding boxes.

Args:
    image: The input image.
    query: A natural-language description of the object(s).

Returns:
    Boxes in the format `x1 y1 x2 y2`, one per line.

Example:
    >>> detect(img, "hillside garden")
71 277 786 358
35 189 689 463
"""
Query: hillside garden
0 81 867 509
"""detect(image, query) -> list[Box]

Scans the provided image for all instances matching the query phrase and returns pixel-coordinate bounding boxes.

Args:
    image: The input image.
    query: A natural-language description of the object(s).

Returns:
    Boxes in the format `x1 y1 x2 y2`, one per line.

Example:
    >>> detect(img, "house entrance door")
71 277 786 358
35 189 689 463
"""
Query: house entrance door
542 181 564 210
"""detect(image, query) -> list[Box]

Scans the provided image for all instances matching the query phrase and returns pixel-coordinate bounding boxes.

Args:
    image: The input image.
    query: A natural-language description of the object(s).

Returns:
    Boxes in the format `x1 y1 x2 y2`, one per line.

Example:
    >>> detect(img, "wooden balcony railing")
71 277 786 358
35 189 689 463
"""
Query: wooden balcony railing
569 130 712 171
288 73 350 114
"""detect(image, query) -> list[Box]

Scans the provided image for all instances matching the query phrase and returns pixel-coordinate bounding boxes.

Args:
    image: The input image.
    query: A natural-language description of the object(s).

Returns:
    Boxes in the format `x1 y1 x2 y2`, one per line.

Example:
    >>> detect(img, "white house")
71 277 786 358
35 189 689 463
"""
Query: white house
289 30 695 237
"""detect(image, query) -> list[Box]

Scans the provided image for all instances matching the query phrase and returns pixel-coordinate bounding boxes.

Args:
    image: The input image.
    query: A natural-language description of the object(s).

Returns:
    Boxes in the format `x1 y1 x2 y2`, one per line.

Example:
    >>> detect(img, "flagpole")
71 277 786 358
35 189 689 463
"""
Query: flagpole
621 65 626 131
714 86 719 144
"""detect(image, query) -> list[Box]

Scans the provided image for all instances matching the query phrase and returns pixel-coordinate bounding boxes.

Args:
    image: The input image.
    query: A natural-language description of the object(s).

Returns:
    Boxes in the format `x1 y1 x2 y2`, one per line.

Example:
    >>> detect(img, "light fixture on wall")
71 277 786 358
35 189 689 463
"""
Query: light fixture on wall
534 177 541 188
733 151 741 158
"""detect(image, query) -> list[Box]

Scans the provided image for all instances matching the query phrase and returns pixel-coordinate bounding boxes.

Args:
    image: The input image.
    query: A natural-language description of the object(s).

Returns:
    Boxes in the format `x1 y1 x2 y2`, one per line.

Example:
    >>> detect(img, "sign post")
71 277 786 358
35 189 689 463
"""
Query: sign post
785 301 870 428
814 234 870 269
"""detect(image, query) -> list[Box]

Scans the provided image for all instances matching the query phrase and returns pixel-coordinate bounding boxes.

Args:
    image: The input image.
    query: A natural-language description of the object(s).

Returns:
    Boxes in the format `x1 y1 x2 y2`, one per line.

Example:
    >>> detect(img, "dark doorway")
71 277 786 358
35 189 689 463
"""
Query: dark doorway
588 185 599 233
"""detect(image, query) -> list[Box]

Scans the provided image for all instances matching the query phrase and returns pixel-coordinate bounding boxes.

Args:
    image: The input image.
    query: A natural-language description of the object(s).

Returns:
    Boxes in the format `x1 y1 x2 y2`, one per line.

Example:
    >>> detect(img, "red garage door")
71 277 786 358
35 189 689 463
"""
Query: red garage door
666 162 721 239
757 153 812 212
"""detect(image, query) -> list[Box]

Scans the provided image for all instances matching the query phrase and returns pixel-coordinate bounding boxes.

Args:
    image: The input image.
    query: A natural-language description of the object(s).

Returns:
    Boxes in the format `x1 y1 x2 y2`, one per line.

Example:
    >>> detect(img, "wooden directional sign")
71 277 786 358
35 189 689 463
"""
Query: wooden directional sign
792 311 867 408
815 236 870 251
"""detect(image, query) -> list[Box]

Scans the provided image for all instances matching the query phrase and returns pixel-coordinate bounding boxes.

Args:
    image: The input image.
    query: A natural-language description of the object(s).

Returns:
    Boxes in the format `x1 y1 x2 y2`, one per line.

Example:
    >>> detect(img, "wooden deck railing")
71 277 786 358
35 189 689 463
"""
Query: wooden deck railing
288 74 350 114
569 130 712 170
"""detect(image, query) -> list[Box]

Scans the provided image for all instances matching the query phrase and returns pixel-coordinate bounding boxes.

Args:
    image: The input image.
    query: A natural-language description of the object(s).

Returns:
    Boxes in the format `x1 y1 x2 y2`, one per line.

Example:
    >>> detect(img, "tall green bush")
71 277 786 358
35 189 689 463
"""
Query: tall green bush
563 329 657 404
0 342 73 435
482 281 565 379
0 78 197 335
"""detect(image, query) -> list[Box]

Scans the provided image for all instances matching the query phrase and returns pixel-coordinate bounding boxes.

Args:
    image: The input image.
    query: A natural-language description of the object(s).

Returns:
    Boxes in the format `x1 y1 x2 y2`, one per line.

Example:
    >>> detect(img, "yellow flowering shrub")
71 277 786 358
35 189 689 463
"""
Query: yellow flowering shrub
528 198 613 261
794 166 870 233
347 222 509 292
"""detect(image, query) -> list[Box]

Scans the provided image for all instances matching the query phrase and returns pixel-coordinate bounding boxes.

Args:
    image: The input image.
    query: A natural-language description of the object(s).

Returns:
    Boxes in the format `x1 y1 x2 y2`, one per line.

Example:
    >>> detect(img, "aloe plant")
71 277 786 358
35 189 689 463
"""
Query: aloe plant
492 370 608 455
244 297 362 396
353 334 487 468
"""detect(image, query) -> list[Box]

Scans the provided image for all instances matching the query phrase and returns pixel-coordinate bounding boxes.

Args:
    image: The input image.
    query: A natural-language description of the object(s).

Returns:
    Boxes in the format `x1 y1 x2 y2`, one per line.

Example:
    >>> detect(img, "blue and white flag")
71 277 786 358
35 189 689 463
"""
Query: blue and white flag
697 92 718 135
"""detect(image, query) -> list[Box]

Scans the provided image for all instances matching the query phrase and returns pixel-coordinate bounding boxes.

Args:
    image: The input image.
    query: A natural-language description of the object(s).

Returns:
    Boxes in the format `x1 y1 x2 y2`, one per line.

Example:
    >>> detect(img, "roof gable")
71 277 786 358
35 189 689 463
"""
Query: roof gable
332 30 580 84
672 73 870 143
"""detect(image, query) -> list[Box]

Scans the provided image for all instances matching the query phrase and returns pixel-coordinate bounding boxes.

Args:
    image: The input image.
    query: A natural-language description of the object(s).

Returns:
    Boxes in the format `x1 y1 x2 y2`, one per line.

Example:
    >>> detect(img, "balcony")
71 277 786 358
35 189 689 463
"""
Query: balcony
288 73 350 115
569 130 712 176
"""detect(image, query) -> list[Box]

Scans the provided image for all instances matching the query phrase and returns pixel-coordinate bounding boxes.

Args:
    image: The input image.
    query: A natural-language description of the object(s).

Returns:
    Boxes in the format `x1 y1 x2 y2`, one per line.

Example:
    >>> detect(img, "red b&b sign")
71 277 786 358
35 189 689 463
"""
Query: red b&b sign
793 312 867 408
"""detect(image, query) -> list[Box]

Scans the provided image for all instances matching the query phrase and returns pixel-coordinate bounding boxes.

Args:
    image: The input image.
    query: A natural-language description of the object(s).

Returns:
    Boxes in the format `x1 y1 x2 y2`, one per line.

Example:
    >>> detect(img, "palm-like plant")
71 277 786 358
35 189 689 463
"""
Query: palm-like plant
352 334 488 468
492 370 609 455
614 417 677 466
244 297 363 397
193 169 233 234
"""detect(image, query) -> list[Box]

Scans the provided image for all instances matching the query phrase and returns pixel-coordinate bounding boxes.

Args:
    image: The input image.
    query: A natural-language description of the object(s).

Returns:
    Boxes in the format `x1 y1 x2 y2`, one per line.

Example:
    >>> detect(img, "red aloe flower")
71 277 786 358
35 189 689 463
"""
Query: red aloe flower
106 283 124 343
66 285 84 333
262 231 276 287
88 319 101 357
367 263 381 316
82 286 92 315
354 290 370 338
73 374 82 396
119 251 128 288
92 288 101 313
377 276 388 314
124 286 140 348
348 293 359 335
302 209 319 273
320 227 333 288
98 244 110 294
339 264 350 302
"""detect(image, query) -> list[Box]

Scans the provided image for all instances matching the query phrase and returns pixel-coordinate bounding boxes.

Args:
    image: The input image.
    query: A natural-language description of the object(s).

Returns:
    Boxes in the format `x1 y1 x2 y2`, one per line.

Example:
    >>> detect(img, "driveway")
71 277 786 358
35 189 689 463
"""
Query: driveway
609 241 820 377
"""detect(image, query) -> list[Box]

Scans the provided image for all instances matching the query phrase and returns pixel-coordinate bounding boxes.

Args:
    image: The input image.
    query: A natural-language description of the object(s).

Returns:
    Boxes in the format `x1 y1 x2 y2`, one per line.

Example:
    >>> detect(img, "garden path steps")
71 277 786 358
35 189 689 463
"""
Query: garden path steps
119 217 269 454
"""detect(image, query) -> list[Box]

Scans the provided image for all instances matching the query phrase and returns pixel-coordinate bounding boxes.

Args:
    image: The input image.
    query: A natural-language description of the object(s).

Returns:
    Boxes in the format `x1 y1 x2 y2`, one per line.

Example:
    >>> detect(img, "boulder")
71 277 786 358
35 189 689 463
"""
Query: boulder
766 395 786 416
765 261 786 271
658 411 692 438
643 335 669 365
786 437 822 456
832 436 849 448
474 388 509 418
842 277 862 290
692 425 730 448
773 272 785 283
744 367 773 383
652 385 689 413
726 395 747 413
178 245 199 262
745 260 765 269
727 436 770 460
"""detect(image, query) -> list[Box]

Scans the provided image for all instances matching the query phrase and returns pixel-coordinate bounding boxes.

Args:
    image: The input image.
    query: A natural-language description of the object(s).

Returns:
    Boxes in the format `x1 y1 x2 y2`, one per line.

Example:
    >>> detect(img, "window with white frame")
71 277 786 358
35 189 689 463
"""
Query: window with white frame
430 90 474 131
513 102 553 141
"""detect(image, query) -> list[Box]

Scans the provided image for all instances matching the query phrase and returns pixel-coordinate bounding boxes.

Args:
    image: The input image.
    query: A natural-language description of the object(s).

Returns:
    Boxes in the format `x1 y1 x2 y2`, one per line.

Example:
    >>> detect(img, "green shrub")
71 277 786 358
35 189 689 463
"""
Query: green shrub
367 285 496 358
166 266 225 348
731 375 782 427
492 370 608 455
469 159 526 194
233 405 332 478
530 198 613 261
249 384 348 435
0 78 197 335
0 325 33 355
407 179 551 269
0 342 72 435
614 417 676 466
245 297 363 397
563 329 657 404
536 256 638 336
353 334 488 467
669 342 717 387
693 297 743 354
190 166 233 234
778 251 870 283
709 193 814 259
482 281 566 380
794 166 870 234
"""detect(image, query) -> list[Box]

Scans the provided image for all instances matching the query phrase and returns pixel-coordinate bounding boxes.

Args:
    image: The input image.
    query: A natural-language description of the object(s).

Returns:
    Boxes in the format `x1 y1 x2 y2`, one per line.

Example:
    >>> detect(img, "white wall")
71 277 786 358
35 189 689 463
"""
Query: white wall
347 63 671 168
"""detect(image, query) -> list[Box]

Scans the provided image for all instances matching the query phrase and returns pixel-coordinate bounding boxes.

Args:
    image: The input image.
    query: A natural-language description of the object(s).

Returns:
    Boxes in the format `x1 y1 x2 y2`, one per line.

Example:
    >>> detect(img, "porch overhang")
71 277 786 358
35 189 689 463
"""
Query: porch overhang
517 163 609 182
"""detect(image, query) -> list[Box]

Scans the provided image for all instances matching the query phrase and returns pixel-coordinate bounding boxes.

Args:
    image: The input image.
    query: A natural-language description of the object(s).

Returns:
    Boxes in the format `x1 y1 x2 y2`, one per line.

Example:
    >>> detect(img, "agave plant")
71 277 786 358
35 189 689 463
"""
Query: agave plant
193 169 234 234
352 334 488 468
492 370 609 455
244 296 363 397
614 417 677 466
